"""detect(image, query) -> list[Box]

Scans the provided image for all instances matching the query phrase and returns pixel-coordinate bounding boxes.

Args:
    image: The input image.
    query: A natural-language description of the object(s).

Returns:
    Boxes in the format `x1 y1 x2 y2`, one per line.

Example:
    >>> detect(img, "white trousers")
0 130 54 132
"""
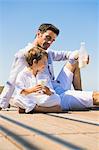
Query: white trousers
14 93 61 113
60 90 93 110
53 66 93 110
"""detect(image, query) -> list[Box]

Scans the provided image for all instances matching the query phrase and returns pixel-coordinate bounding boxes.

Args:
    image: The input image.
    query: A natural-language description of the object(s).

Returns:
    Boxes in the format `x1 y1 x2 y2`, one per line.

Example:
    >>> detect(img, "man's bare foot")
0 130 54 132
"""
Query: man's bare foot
92 92 99 105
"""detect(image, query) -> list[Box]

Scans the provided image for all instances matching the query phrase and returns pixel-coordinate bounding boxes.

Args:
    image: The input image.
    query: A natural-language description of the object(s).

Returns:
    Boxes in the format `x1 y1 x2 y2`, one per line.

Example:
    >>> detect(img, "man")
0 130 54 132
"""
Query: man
0 23 85 110
14 47 99 114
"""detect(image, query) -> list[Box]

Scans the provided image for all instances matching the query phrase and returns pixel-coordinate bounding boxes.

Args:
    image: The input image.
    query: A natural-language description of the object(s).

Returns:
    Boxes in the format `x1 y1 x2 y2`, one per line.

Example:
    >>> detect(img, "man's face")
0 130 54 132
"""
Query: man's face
37 30 57 50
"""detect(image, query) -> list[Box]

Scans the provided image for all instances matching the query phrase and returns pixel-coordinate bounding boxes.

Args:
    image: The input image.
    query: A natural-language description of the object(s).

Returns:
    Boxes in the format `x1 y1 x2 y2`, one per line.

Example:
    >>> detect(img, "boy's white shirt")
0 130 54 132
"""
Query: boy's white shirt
14 67 61 113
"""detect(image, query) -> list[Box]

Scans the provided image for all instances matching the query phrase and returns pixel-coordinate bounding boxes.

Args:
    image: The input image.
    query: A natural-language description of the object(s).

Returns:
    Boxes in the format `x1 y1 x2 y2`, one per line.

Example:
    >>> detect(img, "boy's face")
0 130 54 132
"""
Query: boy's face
37 30 57 50
36 56 48 73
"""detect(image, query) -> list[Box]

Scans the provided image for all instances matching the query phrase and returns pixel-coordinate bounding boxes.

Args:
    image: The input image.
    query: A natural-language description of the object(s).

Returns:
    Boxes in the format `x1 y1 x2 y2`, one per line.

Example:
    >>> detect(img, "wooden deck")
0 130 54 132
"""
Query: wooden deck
0 106 99 150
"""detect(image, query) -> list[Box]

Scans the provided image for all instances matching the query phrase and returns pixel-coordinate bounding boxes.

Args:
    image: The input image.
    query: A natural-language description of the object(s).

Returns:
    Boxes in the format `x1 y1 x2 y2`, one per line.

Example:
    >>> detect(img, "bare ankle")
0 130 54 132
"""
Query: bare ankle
92 92 99 105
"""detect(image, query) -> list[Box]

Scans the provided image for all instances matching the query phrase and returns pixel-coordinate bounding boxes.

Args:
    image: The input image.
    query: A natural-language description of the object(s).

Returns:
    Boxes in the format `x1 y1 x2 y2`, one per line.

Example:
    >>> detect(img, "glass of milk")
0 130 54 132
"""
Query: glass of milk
36 73 48 89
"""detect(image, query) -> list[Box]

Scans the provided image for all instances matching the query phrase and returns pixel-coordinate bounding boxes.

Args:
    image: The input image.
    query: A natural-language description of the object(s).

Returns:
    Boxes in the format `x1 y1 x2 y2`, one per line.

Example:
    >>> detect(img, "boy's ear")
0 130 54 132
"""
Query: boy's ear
33 59 37 64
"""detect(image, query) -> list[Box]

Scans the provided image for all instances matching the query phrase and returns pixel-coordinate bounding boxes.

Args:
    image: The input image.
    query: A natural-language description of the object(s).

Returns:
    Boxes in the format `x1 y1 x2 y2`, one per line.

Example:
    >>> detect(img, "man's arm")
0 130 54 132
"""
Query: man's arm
49 50 72 61
49 50 81 63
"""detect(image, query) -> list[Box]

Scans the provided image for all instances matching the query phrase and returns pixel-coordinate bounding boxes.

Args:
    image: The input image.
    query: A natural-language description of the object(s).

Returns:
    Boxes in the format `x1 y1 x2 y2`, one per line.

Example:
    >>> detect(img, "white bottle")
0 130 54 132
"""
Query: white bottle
79 42 88 68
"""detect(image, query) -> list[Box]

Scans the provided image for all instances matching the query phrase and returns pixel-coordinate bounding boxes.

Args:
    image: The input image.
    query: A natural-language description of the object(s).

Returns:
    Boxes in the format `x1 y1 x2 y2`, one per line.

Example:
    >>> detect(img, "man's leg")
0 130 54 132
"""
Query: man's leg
65 62 82 90
0 56 27 109
60 90 99 111
60 90 95 111
56 61 82 92
0 83 15 109
33 105 63 113
18 105 63 113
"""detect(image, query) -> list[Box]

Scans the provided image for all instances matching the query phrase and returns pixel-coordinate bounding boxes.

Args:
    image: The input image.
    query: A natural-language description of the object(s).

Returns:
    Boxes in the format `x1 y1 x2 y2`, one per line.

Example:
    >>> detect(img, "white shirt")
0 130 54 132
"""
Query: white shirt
14 67 61 113
15 42 71 80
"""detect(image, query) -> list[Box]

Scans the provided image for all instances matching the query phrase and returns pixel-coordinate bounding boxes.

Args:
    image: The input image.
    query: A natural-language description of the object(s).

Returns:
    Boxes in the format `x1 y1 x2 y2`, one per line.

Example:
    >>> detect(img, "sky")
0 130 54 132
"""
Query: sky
0 0 99 91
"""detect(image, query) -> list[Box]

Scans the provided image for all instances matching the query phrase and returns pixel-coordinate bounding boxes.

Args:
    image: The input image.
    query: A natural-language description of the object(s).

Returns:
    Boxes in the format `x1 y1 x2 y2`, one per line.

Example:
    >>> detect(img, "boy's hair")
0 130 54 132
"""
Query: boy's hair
25 47 48 66
38 23 59 36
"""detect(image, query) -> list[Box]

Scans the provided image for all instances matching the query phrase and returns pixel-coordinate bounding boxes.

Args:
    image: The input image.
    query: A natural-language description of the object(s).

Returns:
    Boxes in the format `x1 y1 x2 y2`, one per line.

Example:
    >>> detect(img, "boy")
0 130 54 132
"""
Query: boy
14 47 61 113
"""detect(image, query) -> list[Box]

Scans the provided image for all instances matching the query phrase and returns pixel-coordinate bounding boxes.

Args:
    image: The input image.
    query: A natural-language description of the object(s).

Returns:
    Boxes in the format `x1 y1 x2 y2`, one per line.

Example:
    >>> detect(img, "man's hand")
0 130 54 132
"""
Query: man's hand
68 50 79 63
69 50 90 65
86 55 90 64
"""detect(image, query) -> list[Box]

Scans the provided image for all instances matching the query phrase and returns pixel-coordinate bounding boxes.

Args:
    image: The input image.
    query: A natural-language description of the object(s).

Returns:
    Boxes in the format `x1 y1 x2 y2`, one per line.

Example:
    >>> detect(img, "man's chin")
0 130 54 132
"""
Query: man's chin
42 43 50 50
42 47 48 50
41 45 48 50
37 44 47 50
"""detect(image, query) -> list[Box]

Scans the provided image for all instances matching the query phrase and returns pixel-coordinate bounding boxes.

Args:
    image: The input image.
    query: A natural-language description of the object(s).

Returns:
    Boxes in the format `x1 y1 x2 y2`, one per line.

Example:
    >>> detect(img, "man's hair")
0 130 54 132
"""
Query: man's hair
38 23 59 36
25 47 48 66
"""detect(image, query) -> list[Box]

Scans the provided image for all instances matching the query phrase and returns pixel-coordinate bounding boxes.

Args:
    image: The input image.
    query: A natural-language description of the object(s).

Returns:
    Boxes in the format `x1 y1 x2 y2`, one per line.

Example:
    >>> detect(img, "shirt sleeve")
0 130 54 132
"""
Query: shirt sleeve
15 71 27 94
49 50 72 61
15 43 33 58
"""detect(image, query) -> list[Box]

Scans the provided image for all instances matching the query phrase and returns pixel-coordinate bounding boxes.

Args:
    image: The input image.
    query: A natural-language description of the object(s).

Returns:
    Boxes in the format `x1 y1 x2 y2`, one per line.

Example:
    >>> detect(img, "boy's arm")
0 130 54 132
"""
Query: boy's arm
15 70 42 95
20 84 42 95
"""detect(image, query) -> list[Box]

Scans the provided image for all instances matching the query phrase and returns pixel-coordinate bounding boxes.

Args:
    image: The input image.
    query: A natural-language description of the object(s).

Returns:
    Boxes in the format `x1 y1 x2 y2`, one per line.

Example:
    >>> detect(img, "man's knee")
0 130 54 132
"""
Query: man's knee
64 61 79 73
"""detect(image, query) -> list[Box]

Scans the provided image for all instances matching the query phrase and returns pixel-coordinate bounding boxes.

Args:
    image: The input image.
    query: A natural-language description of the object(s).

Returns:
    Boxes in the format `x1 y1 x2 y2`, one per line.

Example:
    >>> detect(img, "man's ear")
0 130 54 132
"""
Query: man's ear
37 31 42 37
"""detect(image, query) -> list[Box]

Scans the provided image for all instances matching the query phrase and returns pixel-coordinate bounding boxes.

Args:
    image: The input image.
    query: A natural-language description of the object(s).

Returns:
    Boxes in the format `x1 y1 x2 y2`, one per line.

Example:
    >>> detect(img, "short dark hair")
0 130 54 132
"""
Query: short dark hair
38 23 59 36
25 47 48 66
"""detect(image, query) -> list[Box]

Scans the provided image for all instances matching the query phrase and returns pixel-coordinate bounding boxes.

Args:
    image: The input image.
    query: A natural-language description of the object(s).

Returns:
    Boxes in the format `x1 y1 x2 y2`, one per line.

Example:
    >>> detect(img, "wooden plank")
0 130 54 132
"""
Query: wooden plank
47 112 99 126
0 108 99 150
0 136 20 150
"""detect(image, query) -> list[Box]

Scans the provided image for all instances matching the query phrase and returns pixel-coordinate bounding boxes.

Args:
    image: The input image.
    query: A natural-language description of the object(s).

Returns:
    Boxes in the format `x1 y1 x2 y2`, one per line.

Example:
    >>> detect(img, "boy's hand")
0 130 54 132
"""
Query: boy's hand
32 84 42 92
21 84 43 95
42 86 53 95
